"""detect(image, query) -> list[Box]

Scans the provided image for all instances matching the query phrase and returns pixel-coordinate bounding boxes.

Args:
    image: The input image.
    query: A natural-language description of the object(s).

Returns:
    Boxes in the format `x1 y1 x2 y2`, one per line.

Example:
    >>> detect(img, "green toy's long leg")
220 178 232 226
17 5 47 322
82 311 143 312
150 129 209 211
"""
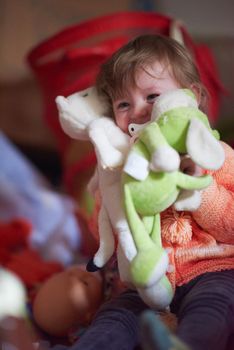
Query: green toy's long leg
143 214 162 246
124 185 156 250
124 184 169 287
142 216 154 236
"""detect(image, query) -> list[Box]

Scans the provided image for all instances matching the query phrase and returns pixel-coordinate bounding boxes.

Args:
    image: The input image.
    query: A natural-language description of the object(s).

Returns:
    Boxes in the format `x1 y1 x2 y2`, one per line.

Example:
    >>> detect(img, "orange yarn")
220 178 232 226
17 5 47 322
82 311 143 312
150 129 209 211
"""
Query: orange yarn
164 142 234 288
161 208 193 245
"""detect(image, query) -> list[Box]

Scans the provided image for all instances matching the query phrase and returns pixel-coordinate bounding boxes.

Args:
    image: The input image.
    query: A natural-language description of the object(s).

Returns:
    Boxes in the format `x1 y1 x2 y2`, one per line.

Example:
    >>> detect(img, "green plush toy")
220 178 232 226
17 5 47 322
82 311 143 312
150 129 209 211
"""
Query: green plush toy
122 89 225 288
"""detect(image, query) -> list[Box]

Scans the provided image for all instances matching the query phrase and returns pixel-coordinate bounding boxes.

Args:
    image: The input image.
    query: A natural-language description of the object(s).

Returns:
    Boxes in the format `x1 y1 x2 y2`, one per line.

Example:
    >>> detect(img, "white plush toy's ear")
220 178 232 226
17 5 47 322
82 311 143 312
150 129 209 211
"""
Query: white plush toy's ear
152 89 198 122
186 118 225 170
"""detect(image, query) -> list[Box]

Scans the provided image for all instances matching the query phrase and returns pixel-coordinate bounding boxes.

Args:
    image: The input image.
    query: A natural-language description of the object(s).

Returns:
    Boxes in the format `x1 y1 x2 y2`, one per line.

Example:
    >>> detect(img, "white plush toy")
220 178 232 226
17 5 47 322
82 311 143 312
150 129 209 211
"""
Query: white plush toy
56 87 174 309
56 87 135 280
0 268 27 320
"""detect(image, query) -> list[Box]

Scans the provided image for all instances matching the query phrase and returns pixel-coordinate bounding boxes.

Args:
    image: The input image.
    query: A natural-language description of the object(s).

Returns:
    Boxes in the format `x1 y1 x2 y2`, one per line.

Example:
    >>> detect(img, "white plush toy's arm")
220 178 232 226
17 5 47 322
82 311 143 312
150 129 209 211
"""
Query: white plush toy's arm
89 117 130 169
92 205 116 268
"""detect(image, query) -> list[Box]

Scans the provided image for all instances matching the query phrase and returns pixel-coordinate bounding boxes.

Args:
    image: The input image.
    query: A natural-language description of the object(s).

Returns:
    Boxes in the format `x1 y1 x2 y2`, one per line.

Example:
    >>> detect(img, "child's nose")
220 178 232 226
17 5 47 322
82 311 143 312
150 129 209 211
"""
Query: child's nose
133 104 151 122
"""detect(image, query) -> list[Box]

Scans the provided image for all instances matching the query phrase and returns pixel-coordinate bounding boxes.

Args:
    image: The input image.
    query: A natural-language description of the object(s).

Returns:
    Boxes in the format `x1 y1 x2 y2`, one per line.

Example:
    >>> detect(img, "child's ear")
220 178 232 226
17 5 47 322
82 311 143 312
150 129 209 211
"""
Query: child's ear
190 84 201 106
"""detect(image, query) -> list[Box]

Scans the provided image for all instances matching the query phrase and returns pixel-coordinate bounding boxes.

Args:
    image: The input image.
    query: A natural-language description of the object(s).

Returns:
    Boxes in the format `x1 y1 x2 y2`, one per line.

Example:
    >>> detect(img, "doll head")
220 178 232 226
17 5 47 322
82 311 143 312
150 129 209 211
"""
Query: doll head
33 265 103 336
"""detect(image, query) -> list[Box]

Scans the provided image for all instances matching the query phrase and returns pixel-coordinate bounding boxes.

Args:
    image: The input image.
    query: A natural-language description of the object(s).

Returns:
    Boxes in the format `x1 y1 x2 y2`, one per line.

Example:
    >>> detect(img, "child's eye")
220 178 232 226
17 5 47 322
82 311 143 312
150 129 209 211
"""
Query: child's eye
147 94 159 103
117 101 130 110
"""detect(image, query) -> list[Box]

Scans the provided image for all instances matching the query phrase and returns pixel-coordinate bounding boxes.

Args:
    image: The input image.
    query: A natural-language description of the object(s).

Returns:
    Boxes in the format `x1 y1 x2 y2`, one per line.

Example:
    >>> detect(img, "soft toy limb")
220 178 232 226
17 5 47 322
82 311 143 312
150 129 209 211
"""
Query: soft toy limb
124 184 169 287
137 275 173 310
124 185 174 308
87 205 115 271
88 117 129 169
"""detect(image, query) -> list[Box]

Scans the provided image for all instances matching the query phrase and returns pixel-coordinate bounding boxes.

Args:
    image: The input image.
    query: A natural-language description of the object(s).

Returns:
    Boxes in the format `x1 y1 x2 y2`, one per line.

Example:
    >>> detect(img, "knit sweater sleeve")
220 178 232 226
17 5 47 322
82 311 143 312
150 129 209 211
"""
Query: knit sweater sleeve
192 142 234 244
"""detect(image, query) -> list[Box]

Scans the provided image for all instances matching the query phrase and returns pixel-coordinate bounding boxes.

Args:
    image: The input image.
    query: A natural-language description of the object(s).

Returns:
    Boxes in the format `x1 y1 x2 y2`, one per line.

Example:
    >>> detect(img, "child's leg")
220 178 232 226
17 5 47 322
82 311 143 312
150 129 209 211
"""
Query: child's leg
172 269 234 350
51 289 149 350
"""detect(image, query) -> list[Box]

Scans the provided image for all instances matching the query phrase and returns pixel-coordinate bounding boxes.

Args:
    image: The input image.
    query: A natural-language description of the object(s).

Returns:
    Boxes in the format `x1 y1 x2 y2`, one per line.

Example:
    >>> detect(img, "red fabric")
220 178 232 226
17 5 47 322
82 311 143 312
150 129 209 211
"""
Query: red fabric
27 11 225 189
0 219 63 290
0 219 31 263
6 250 62 290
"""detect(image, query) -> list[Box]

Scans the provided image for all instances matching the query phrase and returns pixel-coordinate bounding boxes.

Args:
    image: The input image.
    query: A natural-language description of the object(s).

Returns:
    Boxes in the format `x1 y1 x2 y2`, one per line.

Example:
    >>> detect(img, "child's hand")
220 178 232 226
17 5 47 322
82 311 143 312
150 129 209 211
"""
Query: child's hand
180 155 203 176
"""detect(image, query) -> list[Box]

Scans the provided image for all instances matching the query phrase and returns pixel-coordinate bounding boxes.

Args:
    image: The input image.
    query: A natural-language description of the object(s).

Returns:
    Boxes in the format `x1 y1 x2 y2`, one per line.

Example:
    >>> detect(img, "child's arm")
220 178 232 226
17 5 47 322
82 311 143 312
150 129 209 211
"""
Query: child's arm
192 142 234 244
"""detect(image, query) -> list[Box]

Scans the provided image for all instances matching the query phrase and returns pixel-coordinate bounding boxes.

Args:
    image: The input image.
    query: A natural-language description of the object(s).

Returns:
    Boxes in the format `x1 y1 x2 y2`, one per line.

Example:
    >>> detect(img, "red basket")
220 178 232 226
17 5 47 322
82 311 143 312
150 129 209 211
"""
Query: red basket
27 11 224 192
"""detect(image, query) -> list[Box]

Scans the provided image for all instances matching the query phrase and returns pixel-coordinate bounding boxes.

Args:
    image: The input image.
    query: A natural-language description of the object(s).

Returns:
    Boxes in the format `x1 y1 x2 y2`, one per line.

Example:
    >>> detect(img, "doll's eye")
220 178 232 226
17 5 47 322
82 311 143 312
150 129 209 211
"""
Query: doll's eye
147 94 159 103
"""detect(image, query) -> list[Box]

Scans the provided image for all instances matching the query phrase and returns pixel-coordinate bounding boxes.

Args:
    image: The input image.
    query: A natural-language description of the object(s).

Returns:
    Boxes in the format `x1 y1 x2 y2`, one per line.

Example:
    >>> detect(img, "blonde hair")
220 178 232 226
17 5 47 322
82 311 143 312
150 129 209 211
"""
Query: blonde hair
96 34 207 116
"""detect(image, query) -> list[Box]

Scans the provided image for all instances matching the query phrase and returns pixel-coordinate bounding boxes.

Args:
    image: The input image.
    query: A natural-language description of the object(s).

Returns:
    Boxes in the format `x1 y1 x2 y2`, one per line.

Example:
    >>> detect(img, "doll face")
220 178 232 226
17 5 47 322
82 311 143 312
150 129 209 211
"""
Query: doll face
67 266 103 318
33 266 103 336
113 61 180 134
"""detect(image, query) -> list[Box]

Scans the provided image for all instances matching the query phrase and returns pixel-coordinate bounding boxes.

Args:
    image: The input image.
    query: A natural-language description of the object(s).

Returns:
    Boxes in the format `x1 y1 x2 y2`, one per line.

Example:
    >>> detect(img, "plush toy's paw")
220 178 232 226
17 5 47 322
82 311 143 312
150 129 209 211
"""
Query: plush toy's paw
123 151 149 180
86 259 101 272
130 248 169 287
174 189 201 211
150 146 180 172
138 275 173 309
100 148 124 169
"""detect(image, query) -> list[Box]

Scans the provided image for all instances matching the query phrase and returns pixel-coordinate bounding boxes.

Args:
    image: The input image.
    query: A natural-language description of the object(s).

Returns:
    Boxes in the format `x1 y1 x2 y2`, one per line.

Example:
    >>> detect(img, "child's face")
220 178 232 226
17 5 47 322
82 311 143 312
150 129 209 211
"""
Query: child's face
113 61 180 134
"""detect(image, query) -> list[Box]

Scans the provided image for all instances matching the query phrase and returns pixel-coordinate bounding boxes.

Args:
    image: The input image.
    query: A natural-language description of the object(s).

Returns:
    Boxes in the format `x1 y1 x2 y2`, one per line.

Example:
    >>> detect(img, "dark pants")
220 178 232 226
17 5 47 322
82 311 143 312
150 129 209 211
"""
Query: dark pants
170 269 234 350
51 269 234 350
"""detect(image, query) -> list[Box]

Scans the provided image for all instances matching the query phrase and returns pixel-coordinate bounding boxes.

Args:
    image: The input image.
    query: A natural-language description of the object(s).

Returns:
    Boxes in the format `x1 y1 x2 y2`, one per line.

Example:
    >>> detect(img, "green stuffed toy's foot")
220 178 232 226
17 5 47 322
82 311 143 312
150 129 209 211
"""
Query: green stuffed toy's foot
140 310 190 350
130 248 169 287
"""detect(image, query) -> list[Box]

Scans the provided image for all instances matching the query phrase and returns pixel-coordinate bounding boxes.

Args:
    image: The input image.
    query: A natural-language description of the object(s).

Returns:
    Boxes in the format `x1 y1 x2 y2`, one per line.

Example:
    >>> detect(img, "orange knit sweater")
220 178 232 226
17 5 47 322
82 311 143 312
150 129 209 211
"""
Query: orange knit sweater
161 142 234 289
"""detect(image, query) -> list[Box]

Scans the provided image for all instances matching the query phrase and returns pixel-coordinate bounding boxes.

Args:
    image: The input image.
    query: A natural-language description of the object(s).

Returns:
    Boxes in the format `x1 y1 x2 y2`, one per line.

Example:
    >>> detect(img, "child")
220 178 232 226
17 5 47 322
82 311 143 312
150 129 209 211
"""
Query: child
50 34 234 350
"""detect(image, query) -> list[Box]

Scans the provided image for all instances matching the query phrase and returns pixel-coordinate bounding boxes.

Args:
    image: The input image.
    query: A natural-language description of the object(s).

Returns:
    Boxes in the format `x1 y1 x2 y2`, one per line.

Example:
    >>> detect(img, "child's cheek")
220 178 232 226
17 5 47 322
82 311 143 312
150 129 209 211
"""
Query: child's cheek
115 116 129 134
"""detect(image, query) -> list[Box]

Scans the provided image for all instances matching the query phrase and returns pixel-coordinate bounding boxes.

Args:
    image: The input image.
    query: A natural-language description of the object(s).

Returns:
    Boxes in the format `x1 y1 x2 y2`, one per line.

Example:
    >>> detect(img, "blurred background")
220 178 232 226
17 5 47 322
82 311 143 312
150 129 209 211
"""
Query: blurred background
0 0 234 182
0 2 234 345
